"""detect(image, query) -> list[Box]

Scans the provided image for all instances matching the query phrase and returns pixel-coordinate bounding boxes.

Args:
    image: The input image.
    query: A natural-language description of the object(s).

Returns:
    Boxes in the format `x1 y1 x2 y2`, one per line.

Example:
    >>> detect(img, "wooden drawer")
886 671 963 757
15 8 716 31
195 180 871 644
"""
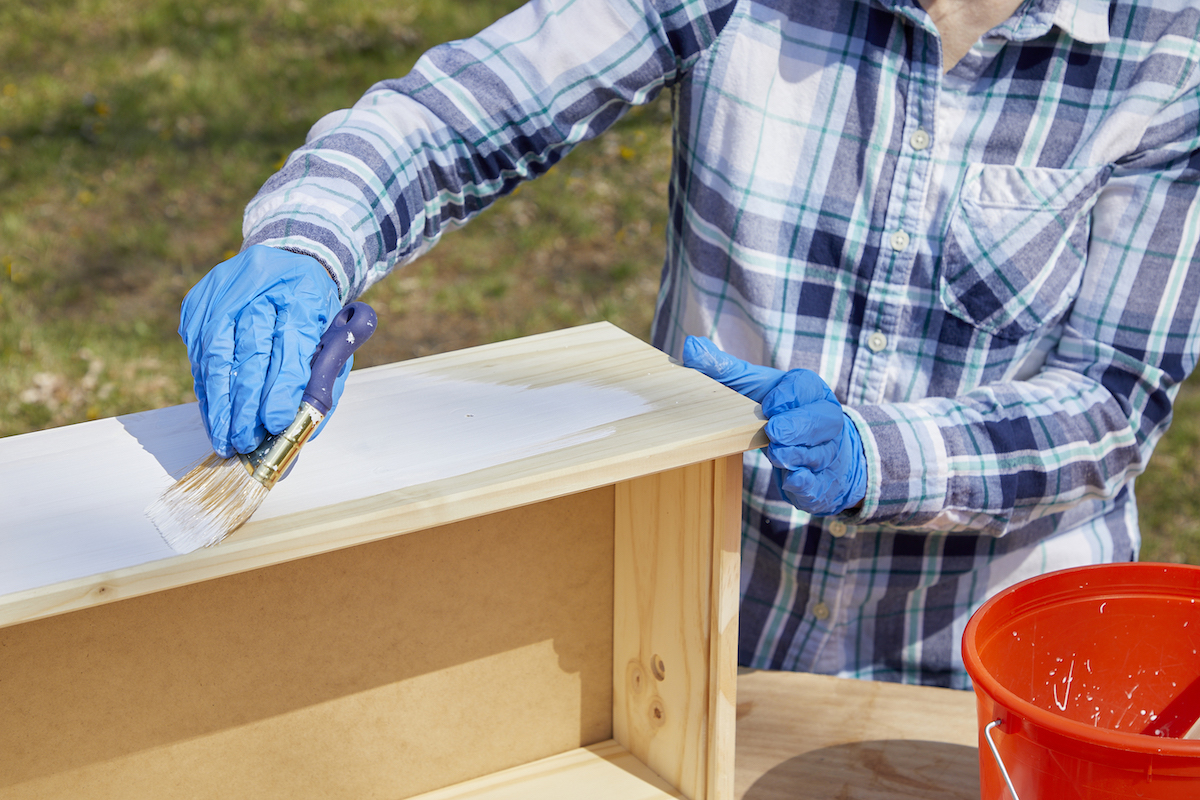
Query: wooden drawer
0 323 765 800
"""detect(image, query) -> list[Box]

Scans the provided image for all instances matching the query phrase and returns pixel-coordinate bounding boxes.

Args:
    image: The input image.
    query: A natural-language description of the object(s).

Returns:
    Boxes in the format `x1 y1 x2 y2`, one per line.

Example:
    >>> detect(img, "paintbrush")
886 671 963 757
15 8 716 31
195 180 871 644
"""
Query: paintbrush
147 301 377 553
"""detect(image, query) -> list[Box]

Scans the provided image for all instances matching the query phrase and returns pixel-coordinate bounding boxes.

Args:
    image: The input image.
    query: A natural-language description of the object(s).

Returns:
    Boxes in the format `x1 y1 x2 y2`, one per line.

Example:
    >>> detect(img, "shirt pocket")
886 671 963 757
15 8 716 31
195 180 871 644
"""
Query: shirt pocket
938 163 1109 340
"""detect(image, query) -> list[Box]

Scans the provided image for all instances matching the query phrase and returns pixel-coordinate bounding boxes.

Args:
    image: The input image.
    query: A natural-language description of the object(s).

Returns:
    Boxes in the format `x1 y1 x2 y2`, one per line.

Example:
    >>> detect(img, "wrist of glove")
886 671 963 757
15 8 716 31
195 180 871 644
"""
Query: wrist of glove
180 245 347 458
683 336 867 516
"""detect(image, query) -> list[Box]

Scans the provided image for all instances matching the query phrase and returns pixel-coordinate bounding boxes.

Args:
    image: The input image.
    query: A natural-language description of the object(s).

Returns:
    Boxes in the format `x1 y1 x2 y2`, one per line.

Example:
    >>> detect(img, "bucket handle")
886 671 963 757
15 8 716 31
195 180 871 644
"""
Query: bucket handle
984 720 1021 800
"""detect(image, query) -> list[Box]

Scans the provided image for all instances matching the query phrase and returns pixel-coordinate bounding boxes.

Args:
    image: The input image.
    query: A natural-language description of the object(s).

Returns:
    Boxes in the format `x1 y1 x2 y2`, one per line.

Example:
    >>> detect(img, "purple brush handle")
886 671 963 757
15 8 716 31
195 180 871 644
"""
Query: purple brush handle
302 301 377 416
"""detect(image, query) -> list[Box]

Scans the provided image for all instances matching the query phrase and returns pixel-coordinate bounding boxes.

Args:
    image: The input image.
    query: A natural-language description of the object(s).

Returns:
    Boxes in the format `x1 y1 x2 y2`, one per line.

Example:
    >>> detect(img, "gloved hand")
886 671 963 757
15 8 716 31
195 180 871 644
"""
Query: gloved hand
180 245 348 458
683 336 867 515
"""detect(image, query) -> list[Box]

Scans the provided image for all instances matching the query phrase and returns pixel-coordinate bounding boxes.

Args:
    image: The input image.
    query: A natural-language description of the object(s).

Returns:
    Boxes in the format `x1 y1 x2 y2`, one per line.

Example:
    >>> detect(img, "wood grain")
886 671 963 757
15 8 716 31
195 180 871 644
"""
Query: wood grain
613 456 742 800
0 323 766 800
734 670 981 800
707 455 743 800
0 322 764 629
406 740 687 800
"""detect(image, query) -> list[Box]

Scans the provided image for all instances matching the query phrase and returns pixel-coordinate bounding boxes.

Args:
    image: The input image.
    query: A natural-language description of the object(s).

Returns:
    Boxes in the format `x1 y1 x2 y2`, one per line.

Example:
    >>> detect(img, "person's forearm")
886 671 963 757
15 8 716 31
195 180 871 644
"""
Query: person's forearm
848 362 1165 535
240 0 736 300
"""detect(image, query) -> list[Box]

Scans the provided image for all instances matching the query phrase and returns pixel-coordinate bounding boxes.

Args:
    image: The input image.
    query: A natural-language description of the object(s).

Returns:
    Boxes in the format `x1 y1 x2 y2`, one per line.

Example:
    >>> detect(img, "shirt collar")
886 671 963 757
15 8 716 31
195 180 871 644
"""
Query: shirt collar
995 0 1112 45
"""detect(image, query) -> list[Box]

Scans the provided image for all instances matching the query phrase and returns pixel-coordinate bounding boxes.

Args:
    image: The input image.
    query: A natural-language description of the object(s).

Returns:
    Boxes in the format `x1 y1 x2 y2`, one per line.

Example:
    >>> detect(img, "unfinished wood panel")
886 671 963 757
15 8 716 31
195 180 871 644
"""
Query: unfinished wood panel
407 740 686 800
1 322 764 631
0 488 614 800
706 454 743 800
613 460 741 800
733 671 980 800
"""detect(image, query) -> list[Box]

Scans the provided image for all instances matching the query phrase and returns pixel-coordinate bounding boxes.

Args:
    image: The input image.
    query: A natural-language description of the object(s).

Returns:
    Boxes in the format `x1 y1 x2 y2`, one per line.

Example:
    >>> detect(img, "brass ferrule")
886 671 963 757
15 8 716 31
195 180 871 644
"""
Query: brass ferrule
238 402 324 490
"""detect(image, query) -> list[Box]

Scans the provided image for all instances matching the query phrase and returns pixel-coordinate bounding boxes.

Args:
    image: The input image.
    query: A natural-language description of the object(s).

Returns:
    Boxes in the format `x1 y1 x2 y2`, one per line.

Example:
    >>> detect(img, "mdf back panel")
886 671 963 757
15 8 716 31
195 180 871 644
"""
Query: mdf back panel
0 487 614 800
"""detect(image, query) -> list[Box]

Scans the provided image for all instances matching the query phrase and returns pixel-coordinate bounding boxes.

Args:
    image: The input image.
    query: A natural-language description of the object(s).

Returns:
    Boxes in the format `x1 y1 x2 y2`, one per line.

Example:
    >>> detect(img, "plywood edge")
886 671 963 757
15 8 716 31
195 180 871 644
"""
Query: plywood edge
405 740 686 800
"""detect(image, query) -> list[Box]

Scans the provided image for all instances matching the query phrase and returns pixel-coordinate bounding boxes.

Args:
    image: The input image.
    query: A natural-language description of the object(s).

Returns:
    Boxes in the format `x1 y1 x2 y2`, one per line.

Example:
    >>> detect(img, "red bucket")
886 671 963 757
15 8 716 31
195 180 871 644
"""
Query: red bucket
962 563 1200 799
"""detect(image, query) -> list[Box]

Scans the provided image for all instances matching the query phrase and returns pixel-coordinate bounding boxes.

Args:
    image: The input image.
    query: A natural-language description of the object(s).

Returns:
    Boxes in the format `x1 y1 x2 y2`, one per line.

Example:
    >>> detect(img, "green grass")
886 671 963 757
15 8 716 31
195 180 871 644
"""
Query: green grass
3 0 1198 564
1135 379 1200 563
1 0 670 429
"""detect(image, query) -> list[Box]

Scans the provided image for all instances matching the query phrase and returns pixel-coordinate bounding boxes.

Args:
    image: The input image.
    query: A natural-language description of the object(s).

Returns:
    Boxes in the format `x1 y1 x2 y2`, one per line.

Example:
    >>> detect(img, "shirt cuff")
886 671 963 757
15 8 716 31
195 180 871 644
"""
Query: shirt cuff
242 230 351 302
843 401 955 530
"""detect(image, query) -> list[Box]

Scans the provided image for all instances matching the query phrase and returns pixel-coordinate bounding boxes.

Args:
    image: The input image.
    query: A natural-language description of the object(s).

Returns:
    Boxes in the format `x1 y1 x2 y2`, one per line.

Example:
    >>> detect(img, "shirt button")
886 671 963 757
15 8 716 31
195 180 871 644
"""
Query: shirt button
812 602 831 621
828 520 848 537
890 230 910 251
910 128 930 150
868 331 888 352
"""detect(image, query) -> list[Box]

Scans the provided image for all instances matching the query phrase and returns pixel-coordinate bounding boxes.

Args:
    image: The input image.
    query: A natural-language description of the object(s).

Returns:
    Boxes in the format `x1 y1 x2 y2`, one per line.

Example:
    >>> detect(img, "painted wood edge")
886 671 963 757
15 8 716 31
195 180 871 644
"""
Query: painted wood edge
404 740 686 800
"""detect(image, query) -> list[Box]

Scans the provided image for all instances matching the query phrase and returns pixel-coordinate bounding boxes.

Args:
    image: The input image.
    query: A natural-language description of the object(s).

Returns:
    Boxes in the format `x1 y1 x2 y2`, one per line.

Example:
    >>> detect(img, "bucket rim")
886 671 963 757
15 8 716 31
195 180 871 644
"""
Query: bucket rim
962 562 1200 758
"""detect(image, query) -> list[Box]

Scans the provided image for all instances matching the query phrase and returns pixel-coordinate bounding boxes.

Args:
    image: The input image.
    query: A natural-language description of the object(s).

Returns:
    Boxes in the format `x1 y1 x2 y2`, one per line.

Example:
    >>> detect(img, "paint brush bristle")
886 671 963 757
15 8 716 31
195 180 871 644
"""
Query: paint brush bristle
147 301 378 554
146 453 270 553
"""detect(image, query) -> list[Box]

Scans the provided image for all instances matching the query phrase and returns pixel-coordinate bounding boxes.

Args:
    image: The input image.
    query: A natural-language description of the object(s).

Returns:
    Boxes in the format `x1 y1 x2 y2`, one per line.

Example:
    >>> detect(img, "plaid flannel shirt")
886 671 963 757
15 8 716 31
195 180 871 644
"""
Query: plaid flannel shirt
243 0 1200 686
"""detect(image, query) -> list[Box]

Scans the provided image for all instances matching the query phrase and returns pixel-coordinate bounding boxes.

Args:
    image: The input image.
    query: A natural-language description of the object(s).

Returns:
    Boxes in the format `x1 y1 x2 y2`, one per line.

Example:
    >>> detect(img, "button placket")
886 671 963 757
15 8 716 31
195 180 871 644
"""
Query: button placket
789 534 855 672
843 22 940 412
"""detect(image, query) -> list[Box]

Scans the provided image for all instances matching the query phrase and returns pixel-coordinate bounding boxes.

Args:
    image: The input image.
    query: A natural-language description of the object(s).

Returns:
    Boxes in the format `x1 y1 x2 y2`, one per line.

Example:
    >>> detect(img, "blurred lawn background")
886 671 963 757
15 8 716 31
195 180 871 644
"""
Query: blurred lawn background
3 0 1198 563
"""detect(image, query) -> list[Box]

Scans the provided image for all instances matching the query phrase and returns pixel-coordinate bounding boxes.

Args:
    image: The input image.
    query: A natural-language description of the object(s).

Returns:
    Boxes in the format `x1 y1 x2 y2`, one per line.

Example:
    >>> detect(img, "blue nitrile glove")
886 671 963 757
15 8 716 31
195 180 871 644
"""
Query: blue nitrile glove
180 245 348 458
683 336 867 515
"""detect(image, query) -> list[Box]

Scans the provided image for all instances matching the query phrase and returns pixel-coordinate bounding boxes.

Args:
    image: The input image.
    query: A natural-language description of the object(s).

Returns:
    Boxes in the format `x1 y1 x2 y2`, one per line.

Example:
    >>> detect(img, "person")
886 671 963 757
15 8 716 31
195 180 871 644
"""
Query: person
178 0 1200 688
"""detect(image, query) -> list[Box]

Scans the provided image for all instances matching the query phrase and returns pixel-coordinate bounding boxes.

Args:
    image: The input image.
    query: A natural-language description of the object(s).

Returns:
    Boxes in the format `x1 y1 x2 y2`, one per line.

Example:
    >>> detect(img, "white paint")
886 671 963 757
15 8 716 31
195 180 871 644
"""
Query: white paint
0 369 652 596
261 371 650 521
1052 658 1075 712
0 402 197 595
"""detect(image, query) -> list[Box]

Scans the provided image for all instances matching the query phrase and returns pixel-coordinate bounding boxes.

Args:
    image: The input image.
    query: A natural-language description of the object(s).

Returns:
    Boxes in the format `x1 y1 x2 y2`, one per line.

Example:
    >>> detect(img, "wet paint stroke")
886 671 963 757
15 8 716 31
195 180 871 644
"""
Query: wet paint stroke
0 371 652 595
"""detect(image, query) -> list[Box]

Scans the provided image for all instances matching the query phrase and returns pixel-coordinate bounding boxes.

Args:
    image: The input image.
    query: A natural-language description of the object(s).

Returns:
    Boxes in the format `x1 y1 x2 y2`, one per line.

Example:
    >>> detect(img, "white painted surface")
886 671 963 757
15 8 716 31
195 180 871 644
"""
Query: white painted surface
0 368 650 595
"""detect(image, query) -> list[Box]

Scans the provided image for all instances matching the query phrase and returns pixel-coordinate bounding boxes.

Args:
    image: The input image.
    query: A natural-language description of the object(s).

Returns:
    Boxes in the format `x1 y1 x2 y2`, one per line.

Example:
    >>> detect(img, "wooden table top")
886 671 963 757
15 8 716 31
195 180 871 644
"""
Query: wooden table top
735 670 981 800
